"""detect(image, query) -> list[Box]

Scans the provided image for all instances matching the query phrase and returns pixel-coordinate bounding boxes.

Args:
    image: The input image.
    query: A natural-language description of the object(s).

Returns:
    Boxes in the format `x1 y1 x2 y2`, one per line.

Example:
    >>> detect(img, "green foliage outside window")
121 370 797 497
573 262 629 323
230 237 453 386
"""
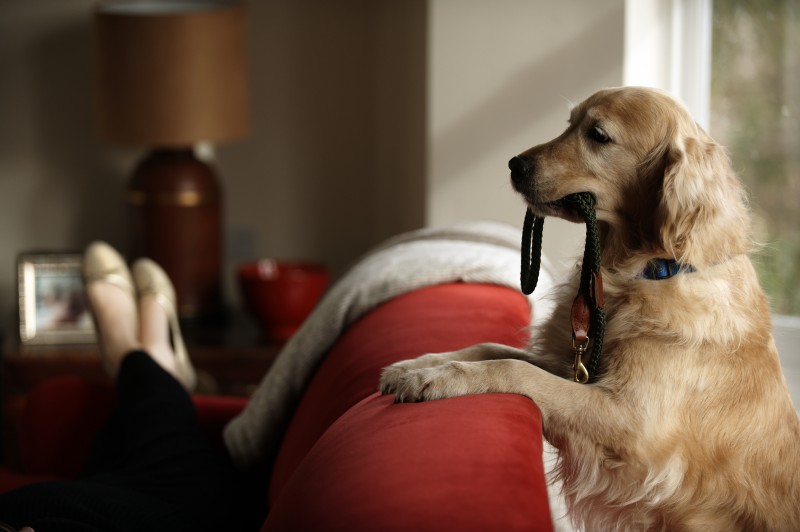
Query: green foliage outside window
711 0 800 315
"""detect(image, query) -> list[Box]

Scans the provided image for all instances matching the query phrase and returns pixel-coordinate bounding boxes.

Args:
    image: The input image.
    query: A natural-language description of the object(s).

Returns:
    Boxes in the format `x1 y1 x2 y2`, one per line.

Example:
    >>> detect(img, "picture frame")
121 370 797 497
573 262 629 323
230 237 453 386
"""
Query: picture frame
18 253 96 345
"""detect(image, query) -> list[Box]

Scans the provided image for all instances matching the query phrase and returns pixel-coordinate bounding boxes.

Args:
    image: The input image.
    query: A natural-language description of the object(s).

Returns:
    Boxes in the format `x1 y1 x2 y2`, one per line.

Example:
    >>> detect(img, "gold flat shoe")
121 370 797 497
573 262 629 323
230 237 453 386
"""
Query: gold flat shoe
132 258 197 391
82 241 137 374
83 241 136 294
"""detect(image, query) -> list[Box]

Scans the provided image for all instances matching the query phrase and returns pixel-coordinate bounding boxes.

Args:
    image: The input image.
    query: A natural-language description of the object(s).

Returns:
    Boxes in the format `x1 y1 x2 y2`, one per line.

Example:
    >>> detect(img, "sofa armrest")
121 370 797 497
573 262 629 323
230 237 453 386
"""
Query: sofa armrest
266 283 552 530
266 393 551 531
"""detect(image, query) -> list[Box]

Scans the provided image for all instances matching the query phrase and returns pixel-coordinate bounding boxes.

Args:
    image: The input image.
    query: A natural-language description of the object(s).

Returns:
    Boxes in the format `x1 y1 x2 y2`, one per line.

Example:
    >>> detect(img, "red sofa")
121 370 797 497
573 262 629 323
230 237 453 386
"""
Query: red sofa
0 283 553 531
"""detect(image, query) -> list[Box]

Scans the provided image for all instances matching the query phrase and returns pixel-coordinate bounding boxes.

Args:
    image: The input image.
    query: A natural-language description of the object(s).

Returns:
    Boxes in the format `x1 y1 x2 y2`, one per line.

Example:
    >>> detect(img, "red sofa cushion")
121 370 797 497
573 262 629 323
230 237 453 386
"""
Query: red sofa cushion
19 378 116 477
266 283 552 530
270 283 533 501
3 283 553 530
0 470 58 494
266 393 550 531
1 377 247 491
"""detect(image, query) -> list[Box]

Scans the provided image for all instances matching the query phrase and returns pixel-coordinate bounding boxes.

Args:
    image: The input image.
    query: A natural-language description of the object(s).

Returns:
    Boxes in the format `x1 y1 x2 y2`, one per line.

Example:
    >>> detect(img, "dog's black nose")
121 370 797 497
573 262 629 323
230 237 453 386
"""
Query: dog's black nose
508 155 532 187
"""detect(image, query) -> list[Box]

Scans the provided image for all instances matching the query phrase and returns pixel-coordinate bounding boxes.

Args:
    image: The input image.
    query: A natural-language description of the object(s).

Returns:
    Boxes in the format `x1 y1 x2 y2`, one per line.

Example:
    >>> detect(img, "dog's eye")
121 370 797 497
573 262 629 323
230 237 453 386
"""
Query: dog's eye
588 126 611 144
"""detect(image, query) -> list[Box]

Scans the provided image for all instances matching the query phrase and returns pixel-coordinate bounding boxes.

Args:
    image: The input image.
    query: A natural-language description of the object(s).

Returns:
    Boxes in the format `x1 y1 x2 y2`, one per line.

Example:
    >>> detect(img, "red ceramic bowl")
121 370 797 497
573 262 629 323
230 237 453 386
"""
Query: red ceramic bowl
238 260 330 341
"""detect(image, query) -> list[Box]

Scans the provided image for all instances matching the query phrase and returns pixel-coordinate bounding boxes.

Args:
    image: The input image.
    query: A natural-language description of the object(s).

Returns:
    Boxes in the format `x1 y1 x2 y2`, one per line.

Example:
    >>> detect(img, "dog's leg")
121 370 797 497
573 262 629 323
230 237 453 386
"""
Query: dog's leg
380 344 627 440
381 344 629 532
379 343 530 396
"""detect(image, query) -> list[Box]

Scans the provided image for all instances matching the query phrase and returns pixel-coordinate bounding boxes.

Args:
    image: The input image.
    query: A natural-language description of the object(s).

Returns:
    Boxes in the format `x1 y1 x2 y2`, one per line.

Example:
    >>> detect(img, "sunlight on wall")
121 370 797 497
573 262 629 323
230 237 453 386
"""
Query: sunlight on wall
426 0 625 270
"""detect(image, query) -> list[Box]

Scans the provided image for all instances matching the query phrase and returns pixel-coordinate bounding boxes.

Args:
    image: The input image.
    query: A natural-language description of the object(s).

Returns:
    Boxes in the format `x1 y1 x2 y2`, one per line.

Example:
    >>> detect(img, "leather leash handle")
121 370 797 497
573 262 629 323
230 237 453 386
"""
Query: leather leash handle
571 294 590 383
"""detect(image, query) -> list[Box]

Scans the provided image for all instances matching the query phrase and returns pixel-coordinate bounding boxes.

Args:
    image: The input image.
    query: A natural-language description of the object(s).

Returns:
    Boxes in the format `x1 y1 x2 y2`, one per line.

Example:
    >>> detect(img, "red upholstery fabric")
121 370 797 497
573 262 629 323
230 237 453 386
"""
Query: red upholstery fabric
192 394 249 451
266 283 551 531
0 470 57 493
0 377 247 493
270 283 533 502
265 393 551 532
2 283 553 530
20 377 116 477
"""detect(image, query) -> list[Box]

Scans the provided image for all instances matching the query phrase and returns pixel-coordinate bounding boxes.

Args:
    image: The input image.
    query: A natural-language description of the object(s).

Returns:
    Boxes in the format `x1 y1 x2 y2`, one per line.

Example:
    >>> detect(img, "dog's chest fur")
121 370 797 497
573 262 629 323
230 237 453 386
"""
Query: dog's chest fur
531 261 800 530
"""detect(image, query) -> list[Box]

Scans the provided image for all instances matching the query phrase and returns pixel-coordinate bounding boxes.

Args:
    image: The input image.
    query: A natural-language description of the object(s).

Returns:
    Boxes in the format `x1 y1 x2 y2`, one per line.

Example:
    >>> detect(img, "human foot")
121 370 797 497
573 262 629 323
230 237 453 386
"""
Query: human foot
138 293 179 379
133 259 197 390
83 242 142 377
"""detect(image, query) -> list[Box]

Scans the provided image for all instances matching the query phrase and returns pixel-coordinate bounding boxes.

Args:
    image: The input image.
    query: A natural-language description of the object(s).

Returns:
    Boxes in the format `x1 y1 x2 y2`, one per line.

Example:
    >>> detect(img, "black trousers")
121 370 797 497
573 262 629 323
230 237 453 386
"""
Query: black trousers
0 352 265 532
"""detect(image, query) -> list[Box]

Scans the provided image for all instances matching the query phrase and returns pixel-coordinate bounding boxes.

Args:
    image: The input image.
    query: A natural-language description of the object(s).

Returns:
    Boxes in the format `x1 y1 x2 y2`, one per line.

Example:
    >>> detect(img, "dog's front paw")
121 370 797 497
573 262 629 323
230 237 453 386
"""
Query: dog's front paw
379 360 414 395
379 353 451 395
382 361 482 403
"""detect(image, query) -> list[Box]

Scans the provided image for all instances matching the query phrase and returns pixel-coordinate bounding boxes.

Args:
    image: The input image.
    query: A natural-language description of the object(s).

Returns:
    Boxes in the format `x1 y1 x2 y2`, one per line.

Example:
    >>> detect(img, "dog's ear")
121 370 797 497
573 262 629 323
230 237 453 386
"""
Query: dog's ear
657 125 751 267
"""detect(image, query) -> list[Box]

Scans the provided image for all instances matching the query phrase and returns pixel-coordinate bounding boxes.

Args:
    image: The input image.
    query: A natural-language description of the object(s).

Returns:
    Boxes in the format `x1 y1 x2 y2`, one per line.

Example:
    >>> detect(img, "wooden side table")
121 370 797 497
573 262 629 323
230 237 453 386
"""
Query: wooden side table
1 311 283 466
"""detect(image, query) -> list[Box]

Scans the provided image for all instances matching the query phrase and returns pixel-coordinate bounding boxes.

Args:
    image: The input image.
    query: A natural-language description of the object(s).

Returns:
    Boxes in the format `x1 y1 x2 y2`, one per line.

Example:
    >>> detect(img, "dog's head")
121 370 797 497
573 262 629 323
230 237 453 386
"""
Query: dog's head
510 86 751 268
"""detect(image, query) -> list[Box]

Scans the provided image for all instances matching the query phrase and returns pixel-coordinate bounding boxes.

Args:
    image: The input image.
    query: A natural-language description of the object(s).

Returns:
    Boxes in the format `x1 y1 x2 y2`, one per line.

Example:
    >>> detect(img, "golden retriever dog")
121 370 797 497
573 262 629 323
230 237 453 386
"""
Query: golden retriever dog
380 87 800 531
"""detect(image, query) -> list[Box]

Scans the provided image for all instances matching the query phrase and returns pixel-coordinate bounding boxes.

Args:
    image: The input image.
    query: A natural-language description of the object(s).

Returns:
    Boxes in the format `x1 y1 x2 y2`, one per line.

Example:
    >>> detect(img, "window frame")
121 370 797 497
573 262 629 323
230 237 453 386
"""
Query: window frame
623 0 712 128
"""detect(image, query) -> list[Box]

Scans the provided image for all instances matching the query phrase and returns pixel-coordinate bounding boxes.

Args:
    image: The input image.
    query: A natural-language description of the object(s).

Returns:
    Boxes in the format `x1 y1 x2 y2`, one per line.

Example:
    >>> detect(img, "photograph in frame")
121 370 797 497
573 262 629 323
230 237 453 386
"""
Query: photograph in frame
18 253 97 345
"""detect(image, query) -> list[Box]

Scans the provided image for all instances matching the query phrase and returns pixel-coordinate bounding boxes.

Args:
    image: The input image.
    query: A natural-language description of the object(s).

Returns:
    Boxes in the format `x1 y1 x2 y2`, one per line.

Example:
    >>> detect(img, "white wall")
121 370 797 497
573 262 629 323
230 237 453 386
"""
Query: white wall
0 0 626 327
218 0 427 298
427 0 625 269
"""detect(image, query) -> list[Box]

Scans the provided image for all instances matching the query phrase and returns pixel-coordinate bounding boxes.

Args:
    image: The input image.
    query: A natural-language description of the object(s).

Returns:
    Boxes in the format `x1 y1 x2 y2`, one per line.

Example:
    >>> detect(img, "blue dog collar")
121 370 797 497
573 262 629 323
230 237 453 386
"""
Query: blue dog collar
642 259 696 280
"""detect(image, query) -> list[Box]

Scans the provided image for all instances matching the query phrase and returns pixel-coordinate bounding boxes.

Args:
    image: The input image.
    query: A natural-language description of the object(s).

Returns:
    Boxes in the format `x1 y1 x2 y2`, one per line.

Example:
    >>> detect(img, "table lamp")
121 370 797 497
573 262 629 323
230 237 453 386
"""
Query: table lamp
94 1 250 322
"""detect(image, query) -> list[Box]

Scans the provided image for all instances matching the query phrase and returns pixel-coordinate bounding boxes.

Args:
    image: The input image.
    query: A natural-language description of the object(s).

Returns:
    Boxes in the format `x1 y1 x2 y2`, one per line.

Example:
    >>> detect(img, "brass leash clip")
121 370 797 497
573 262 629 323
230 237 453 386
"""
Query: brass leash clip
570 293 592 384
572 336 590 384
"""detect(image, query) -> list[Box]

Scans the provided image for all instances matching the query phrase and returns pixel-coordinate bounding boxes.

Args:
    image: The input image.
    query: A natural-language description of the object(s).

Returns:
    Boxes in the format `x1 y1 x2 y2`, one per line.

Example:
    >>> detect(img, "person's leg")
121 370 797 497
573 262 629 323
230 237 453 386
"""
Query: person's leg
79 252 260 528
80 279 197 476
79 350 197 478
0 244 263 531
0 349 256 532
82 246 188 387
82 243 142 377
81 351 250 530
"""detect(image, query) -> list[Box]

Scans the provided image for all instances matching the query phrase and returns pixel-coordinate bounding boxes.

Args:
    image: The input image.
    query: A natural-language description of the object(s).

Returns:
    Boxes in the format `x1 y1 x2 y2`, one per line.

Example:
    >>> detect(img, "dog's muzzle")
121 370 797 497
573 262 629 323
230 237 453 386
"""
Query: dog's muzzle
509 155 533 193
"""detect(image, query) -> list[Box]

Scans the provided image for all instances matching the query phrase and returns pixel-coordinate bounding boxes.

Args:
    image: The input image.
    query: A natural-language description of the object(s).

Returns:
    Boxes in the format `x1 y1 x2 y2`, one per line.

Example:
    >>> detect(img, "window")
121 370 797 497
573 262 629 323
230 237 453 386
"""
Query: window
710 0 800 316
624 0 799 409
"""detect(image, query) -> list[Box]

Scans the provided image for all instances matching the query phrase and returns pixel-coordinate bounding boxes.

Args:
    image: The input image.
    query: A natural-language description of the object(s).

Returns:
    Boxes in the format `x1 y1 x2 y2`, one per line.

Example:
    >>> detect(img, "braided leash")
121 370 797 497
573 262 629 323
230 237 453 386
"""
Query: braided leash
520 193 605 383
521 209 544 295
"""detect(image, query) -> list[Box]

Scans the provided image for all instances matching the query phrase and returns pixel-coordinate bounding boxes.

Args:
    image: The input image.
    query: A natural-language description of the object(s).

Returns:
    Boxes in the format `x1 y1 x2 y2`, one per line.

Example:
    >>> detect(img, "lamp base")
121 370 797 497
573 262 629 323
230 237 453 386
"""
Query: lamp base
127 148 224 322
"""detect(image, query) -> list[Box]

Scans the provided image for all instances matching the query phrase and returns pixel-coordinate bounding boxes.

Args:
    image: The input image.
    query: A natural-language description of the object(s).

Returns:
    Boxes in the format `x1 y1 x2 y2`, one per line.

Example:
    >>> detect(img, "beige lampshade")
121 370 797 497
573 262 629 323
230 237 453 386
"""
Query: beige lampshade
95 1 250 146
